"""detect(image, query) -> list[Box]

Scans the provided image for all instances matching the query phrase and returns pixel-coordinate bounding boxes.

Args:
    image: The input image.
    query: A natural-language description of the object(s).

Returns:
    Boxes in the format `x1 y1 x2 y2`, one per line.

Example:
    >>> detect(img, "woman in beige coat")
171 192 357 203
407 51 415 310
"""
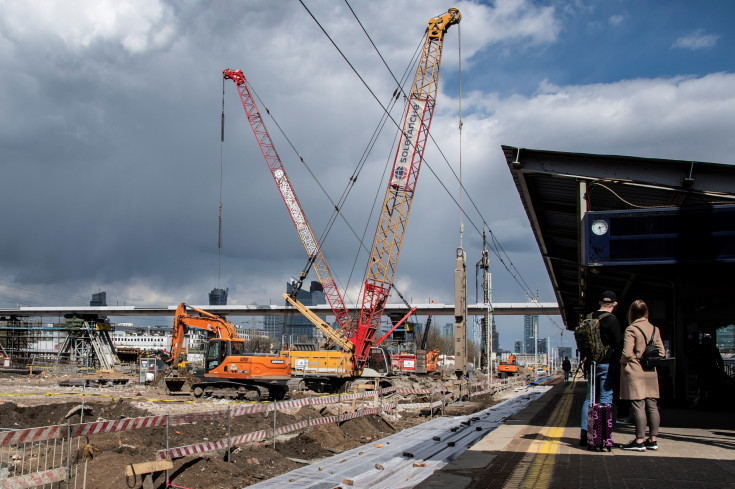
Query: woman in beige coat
620 299 665 451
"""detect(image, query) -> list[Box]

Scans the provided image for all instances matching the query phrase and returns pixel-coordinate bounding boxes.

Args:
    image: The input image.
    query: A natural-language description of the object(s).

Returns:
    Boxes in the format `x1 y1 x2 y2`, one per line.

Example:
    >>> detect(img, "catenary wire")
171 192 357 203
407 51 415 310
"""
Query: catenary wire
299 2 562 329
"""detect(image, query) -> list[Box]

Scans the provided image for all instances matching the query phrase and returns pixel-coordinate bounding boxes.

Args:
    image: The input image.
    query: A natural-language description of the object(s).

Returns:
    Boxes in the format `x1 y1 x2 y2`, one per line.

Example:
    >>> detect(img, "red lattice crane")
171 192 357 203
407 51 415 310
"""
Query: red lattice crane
223 68 354 336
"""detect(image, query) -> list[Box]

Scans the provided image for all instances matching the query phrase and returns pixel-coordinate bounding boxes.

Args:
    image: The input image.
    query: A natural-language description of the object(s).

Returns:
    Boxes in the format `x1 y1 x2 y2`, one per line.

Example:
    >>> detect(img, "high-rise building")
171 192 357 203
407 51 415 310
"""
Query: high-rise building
264 280 327 342
209 288 228 305
90 292 107 307
536 337 548 355
716 325 734 354
523 313 539 354
443 323 454 338
558 346 573 360
514 340 523 354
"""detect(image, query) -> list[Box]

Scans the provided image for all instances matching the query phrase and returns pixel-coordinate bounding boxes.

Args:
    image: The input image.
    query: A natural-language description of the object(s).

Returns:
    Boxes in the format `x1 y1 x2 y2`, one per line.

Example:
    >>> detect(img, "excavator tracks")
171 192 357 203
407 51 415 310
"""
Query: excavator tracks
189 381 289 402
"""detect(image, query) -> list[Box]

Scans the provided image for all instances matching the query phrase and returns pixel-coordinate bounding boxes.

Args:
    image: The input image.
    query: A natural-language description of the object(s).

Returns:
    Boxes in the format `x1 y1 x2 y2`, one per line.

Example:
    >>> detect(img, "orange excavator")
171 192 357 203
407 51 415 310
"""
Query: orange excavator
162 303 291 400
497 354 519 379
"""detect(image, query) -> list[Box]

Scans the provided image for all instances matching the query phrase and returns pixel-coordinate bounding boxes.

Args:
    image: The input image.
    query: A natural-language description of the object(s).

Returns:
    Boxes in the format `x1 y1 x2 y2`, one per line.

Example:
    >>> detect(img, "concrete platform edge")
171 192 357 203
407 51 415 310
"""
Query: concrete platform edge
419 384 559 488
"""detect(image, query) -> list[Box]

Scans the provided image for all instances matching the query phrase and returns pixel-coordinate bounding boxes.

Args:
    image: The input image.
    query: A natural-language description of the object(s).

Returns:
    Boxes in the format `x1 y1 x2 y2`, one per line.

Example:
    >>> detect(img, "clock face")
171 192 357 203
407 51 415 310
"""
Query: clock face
591 219 608 236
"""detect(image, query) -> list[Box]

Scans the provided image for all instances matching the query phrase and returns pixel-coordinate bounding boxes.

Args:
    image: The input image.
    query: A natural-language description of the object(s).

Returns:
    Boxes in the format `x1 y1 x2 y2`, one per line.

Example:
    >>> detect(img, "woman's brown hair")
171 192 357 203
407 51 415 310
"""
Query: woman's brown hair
628 299 649 323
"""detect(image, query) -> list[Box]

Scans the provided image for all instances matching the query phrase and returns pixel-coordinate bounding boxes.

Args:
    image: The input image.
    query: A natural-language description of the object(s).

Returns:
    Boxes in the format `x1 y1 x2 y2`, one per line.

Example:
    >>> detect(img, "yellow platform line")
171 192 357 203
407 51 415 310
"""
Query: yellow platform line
503 383 575 489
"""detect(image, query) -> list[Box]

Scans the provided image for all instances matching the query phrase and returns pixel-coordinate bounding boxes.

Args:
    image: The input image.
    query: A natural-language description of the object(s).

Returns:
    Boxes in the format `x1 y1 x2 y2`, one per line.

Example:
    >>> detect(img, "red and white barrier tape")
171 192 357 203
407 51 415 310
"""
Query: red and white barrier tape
158 402 397 460
0 380 510 449
0 467 67 489
0 425 66 447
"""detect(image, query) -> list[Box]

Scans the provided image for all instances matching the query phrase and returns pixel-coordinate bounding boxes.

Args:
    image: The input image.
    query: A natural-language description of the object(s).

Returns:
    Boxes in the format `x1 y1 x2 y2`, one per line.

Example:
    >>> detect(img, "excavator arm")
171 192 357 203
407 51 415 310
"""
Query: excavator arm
168 303 239 367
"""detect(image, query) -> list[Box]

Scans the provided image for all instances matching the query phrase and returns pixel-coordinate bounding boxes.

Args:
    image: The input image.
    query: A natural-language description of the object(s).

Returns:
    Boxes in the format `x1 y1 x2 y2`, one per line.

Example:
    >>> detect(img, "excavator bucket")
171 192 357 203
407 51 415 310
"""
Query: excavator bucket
156 367 200 395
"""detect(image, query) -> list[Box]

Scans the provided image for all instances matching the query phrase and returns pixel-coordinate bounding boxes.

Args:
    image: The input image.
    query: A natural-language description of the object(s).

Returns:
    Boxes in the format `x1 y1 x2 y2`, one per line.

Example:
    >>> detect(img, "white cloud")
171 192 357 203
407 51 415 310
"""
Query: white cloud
0 0 176 53
672 29 719 50
469 0 561 45
477 73 735 163
609 14 624 26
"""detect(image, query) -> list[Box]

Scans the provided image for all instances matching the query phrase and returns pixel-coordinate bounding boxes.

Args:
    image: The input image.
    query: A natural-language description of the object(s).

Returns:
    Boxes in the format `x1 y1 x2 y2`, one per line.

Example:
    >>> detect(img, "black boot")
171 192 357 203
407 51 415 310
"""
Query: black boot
579 430 588 447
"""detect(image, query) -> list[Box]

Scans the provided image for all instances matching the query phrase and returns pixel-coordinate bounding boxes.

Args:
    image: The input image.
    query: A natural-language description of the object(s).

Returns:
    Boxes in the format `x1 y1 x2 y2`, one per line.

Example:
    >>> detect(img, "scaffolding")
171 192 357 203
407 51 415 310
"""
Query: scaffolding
0 317 119 371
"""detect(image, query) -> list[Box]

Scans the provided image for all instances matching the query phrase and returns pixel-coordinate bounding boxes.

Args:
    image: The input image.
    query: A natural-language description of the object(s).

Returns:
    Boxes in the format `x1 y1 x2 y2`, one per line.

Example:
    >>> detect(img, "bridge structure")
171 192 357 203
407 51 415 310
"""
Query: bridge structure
0 302 560 319
0 301 559 372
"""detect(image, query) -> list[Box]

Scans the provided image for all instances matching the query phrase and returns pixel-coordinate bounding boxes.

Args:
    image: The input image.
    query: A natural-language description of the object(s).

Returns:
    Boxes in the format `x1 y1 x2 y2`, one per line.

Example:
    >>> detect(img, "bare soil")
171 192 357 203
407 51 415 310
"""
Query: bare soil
0 370 537 489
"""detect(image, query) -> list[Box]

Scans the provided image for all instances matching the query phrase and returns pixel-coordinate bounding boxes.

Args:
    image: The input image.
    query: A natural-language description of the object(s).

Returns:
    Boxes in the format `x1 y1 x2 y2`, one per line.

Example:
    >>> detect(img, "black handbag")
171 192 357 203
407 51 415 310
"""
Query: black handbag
633 324 661 370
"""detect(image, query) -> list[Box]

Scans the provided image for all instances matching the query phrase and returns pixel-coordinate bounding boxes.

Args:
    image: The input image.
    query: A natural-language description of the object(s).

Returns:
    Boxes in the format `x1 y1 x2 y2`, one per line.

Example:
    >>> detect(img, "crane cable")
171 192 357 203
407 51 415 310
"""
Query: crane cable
458 22 464 250
299 2 562 330
217 77 225 288
243 69 414 306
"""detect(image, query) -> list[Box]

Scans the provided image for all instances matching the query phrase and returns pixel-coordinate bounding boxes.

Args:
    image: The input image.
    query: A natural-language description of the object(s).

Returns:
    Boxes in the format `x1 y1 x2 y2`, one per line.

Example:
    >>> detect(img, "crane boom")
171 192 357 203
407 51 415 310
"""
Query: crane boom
354 8 460 371
223 69 354 336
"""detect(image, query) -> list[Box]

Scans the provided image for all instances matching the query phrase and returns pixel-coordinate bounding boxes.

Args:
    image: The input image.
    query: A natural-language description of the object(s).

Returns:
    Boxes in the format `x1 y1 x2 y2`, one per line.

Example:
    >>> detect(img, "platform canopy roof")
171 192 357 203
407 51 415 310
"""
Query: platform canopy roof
503 145 735 331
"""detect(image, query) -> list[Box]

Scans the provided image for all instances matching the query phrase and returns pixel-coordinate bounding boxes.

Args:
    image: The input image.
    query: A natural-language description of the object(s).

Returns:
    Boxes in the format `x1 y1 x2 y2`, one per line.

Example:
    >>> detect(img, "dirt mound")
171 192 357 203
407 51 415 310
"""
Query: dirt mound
276 433 333 460
0 398 152 428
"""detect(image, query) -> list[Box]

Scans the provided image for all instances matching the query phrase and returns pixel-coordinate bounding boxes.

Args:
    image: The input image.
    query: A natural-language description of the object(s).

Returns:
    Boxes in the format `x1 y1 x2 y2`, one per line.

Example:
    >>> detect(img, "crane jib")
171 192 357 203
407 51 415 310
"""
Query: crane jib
273 169 318 257
224 67 354 333
391 99 427 188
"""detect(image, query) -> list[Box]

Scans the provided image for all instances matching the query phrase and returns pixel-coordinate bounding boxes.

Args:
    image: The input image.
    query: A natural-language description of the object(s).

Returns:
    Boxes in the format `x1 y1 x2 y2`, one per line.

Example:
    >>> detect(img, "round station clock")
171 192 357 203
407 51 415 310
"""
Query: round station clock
591 219 609 236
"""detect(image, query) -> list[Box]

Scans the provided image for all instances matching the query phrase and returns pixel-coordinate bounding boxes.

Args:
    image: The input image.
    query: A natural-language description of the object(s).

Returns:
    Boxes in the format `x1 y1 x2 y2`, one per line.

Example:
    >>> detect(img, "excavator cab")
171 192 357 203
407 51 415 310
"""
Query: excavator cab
204 338 246 372
364 347 393 377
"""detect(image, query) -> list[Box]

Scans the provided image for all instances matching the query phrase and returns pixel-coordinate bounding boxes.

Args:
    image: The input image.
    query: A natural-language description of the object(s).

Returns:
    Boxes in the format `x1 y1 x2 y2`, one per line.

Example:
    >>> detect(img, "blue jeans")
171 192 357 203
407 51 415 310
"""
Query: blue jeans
581 363 614 431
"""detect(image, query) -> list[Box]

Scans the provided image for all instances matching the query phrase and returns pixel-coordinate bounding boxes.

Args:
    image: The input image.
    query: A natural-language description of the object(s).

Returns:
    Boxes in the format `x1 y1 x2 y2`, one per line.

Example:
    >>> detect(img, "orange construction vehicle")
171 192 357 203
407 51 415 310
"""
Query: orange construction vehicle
497 354 519 379
391 349 440 375
163 303 291 401
390 310 440 375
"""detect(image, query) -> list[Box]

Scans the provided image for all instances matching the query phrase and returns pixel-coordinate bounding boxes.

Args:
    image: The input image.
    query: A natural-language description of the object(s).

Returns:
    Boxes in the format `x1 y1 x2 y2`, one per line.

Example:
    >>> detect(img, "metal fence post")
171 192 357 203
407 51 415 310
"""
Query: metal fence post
226 407 231 462
430 390 434 418
166 412 170 481
272 403 277 450
441 386 446 415
66 421 72 485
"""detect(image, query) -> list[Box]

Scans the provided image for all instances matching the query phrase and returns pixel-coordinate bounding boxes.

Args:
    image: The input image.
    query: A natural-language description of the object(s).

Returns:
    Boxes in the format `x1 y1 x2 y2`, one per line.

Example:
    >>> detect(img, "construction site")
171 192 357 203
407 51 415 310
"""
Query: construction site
0 362 546 489
3 1 735 488
0 11 539 488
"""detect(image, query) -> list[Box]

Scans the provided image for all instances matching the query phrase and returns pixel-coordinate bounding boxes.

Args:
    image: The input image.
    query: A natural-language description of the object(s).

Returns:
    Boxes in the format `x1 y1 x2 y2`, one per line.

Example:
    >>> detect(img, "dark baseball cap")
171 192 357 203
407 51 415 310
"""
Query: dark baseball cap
600 290 617 303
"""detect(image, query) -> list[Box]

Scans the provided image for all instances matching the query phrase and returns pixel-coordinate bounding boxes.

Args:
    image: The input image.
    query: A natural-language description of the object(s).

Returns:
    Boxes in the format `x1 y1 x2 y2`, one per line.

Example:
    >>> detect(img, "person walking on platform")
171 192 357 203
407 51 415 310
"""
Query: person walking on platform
579 290 623 446
562 356 572 381
620 299 666 451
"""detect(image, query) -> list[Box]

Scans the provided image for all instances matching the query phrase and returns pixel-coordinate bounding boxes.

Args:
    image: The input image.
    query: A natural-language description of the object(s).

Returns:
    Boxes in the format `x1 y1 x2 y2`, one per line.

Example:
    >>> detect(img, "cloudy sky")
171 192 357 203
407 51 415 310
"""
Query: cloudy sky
1 0 733 351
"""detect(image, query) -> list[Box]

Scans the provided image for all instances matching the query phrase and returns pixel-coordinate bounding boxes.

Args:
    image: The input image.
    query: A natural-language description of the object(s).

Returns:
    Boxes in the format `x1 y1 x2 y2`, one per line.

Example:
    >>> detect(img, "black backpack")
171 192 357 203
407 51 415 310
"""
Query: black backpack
632 324 662 370
574 312 611 363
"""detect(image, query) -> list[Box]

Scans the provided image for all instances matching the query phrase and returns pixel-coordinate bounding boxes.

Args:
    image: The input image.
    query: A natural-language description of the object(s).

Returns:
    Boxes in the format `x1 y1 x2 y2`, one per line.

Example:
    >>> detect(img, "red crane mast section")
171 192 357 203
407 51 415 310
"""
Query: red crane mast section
223 68 353 336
